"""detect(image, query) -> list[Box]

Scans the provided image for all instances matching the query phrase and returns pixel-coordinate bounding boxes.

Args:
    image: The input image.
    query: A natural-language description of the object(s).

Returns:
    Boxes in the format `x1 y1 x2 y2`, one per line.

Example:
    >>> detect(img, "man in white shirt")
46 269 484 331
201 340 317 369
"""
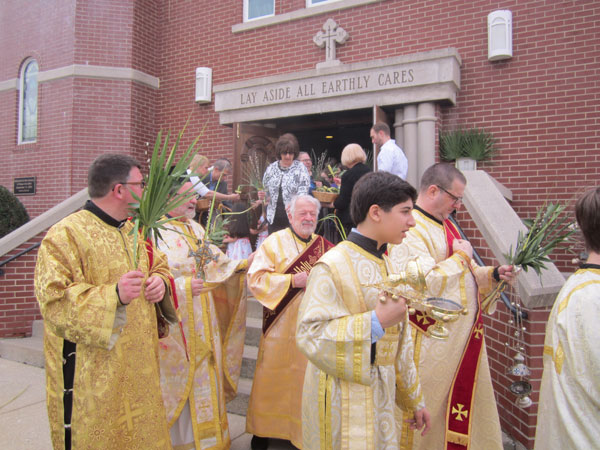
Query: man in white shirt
370 122 408 180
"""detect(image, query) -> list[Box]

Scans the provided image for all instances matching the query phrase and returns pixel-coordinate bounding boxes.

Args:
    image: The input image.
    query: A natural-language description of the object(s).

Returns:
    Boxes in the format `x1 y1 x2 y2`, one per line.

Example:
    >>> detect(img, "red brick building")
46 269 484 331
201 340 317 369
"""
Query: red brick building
1 1 598 448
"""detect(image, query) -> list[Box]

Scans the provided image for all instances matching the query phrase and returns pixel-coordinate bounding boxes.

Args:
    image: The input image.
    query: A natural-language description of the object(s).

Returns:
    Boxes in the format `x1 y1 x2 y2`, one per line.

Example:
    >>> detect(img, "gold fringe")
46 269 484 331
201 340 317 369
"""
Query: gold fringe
447 429 469 446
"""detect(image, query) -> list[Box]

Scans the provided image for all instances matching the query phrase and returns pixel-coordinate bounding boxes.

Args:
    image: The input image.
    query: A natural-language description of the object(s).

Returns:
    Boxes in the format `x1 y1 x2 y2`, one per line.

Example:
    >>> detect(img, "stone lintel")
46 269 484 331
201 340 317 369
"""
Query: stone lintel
463 170 565 309
214 48 461 125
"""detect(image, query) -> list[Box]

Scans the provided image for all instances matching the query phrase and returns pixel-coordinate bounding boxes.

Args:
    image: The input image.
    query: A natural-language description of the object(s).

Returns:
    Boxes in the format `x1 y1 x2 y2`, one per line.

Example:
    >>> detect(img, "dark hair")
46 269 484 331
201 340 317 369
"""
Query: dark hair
371 122 390 136
576 187 600 253
350 172 417 225
227 202 251 238
276 133 300 159
419 163 466 193
88 154 141 198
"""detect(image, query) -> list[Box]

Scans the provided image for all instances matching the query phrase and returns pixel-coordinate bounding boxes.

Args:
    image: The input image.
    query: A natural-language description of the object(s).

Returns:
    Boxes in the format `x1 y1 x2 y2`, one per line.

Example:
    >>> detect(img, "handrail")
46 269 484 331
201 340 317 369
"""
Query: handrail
448 215 528 320
0 242 41 276
0 188 88 258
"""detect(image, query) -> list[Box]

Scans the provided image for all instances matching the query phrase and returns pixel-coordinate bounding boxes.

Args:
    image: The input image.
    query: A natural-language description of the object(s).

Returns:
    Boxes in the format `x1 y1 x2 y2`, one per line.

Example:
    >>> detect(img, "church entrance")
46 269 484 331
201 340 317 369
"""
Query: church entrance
232 106 396 191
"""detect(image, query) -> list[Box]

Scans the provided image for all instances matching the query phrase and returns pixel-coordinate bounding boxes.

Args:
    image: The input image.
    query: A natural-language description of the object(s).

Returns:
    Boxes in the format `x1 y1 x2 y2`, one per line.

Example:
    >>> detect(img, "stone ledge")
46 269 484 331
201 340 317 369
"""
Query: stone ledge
463 170 565 309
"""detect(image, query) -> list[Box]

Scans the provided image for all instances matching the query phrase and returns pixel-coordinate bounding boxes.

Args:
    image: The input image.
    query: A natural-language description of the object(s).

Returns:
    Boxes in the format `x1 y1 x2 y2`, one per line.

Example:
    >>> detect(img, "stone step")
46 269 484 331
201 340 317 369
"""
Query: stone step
0 336 45 368
247 296 263 320
245 317 262 347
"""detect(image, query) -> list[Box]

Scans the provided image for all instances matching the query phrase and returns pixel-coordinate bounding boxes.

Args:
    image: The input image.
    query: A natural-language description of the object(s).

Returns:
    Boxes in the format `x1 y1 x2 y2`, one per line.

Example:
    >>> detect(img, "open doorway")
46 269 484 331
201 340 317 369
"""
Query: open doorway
275 108 375 169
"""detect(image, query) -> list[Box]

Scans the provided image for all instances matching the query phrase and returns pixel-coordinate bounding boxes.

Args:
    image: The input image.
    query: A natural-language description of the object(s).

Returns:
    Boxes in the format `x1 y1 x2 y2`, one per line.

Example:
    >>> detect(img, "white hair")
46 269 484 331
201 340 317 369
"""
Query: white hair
288 194 321 216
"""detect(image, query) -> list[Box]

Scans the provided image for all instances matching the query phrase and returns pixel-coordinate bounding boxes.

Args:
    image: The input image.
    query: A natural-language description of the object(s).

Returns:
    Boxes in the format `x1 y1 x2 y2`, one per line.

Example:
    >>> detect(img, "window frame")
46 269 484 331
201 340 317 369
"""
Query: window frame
306 0 342 7
244 0 275 22
18 58 39 145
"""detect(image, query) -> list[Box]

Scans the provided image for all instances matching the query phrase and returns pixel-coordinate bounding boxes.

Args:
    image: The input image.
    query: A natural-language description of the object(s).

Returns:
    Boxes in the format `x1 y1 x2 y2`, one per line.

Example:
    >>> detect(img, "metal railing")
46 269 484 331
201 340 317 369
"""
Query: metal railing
0 242 41 276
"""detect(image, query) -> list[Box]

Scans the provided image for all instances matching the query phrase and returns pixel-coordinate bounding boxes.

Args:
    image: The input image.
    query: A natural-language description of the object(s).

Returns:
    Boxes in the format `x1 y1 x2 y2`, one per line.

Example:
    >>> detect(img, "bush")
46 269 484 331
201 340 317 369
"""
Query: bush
0 185 30 238
440 127 498 162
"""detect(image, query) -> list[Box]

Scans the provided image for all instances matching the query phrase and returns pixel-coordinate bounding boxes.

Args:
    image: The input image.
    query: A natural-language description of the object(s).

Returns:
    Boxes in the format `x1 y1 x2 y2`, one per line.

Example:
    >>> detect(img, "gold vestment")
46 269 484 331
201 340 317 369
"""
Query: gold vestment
389 208 502 450
535 267 600 450
157 218 247 450
34 209 175 450
296 240 424 450
246 228 316 448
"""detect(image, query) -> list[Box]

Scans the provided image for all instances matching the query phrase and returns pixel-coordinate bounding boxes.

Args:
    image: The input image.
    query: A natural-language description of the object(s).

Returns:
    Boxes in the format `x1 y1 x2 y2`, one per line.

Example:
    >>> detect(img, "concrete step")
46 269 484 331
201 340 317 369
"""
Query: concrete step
247 296 263 319
245 317 262 347
0 336 44 368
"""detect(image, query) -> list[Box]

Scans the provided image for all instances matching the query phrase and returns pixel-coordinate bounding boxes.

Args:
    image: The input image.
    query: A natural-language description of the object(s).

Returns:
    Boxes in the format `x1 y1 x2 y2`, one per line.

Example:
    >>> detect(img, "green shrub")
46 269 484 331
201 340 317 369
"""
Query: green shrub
0 185 30 238
440 127 498 162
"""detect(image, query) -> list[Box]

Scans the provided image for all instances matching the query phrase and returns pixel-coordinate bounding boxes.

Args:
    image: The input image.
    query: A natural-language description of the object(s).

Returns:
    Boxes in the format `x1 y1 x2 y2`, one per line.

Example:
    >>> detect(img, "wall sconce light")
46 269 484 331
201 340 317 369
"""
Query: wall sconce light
195 67 212 103
488 10 513 61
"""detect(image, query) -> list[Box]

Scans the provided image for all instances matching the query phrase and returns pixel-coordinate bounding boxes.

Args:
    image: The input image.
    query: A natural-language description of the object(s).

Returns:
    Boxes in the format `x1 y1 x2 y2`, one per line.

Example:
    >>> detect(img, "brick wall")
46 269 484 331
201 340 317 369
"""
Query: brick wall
0 236 43 338
1 1 598 447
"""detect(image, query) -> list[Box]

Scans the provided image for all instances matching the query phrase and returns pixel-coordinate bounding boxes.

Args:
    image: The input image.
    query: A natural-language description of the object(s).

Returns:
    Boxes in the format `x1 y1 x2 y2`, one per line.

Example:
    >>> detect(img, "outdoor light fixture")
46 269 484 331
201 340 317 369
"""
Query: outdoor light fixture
195 67 212 103
488 10 513 61
325 135 333 139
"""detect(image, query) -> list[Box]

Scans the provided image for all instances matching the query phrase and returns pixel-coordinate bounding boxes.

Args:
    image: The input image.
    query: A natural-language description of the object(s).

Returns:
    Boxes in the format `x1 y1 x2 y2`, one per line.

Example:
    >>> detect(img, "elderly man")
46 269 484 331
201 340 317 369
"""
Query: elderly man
370 122 408 179
388 163 515 450
246 194 333 449
156 181 251 450
34 154 176 450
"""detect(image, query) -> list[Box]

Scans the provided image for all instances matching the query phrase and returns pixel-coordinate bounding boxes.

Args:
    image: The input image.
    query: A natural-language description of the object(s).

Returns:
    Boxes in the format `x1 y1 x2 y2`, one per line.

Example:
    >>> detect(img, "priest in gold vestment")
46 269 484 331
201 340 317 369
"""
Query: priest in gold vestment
297 172 430 450
535 187 600 450
34 155 176 450
246 194 333 449
388 164 515 450
156 182 250 450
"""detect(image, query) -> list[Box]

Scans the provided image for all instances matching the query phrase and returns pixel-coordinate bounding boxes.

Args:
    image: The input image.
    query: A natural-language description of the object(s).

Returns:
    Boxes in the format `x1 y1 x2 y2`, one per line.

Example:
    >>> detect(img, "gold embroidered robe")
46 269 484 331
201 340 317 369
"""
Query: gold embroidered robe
246 228 315 448
34 210 175 450
388 209 502 450
534 267 600 450
296 241 425 450
157 218 247 450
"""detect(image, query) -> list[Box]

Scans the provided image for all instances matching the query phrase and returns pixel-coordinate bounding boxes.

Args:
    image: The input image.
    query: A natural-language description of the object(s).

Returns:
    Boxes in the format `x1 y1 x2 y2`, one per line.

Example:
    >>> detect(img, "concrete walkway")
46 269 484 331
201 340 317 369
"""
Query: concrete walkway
0 358 295 450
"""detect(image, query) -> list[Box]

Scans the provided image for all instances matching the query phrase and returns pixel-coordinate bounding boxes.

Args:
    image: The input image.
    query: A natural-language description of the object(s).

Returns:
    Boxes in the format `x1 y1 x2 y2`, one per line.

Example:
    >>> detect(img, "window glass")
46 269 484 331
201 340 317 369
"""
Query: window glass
307 0 341 6
246 0 274 21
20 60 38 143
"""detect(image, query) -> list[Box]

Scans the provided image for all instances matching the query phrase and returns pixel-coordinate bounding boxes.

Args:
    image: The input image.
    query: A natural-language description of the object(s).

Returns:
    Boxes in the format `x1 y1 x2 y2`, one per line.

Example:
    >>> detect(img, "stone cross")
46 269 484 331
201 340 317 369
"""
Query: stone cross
313 18 349 67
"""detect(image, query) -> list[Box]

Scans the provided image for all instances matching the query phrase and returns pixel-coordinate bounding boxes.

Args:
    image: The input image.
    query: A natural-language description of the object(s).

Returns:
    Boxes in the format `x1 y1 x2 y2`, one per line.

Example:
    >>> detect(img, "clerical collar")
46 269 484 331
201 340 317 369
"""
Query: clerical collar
289 227 312 244
84 200 127 228
347 229 387 259
414 205 443 225
580 263 600 270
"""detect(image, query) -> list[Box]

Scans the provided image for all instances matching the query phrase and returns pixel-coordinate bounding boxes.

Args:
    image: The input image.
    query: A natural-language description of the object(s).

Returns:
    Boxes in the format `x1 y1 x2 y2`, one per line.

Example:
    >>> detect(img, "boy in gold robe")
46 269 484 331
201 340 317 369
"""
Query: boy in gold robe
296 171 430 449
34 154 176 450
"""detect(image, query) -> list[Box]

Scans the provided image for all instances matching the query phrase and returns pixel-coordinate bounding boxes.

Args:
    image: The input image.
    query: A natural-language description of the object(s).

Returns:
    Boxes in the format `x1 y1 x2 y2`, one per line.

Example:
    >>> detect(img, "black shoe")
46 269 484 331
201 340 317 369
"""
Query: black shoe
251 435 269 450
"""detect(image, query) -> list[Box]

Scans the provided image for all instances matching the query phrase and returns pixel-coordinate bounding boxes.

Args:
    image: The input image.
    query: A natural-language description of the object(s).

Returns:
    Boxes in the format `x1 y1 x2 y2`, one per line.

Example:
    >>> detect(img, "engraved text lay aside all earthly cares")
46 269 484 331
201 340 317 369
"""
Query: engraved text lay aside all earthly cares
240 69 415 105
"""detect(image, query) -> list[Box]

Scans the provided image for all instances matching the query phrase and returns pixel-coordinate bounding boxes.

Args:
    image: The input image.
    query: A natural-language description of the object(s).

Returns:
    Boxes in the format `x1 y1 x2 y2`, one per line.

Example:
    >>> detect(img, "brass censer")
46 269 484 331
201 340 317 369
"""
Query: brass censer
364 258 468 339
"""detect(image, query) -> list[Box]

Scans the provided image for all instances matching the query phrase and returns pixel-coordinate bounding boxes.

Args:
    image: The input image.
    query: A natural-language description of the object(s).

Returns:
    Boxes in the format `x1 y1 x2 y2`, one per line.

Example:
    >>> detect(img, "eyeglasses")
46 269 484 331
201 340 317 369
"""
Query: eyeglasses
122 181 147 189
436 185 463 205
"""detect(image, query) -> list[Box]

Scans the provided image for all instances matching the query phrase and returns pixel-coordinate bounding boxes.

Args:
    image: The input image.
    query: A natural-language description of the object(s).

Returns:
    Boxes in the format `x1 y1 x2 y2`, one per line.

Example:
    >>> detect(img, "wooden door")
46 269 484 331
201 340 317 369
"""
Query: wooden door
372 105 390 171
232 123 279 193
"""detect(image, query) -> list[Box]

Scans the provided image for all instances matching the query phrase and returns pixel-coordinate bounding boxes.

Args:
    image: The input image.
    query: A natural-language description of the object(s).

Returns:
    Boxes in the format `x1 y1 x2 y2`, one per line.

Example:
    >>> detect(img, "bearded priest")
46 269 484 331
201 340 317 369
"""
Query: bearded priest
156 181 253 450
246 194 333 449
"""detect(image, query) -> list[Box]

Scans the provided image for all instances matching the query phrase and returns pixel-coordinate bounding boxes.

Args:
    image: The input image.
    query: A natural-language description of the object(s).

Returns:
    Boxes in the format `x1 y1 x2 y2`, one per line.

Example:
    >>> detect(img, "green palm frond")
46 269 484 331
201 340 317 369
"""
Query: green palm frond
129 124 203 266
503 202 577 277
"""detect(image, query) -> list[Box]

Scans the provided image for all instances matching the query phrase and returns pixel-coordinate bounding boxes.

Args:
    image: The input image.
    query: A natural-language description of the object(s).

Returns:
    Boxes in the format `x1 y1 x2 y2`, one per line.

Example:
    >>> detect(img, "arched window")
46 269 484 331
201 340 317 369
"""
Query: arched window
19 59 38 144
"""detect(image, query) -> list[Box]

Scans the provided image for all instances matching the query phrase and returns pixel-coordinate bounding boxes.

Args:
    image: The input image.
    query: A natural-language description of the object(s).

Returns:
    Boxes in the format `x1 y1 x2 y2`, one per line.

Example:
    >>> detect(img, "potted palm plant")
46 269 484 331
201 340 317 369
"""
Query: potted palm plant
440 127 498 170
